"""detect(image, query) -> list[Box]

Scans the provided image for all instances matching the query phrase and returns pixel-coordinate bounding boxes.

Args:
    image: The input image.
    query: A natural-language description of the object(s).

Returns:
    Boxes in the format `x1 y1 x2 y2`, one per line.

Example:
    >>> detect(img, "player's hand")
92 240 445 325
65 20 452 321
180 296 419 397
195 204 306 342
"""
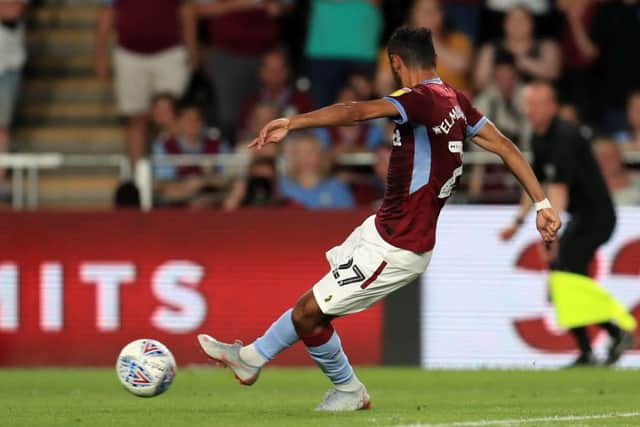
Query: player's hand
535 208 561 245
499 223 519 241
248 118 290 150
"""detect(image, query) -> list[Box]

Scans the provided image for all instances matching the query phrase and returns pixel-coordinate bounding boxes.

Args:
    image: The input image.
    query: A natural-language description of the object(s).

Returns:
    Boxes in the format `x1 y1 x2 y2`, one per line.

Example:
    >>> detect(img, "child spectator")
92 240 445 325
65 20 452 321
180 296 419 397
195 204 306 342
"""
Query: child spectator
280 134 355 209
153 104 229 208
150 94 179 145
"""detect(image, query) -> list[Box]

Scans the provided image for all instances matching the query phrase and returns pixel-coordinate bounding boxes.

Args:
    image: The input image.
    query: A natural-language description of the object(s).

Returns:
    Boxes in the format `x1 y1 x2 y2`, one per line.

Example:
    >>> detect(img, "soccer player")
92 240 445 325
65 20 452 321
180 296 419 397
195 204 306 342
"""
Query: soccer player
198 27 561 411
501 82 637 367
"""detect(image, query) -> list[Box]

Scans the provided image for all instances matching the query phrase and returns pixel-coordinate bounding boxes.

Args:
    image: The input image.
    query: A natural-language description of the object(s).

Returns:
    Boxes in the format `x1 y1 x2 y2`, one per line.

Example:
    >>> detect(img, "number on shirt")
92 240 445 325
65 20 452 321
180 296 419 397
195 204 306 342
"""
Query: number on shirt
438 141 463 199
332 258 365 286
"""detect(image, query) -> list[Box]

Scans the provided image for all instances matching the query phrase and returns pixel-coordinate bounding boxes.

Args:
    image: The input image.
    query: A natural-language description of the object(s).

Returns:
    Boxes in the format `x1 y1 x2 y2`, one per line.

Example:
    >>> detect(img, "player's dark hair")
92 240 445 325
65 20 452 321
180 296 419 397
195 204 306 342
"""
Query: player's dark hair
387 26 436 69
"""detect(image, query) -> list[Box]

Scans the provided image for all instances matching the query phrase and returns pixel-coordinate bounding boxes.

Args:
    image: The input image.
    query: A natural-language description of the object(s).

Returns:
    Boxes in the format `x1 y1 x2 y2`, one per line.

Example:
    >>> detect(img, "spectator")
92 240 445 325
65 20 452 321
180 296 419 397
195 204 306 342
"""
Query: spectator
474 51 525 145
280 134 355 209
479 0 554 43
474 5 561 92
556 0 597 124
223 156 280 211
114 181 142 209
595 139 640 206
469 51 525 201
0 1 27 192
236 102 280 155
349 144 391 208
586 0 640 132
409 0 472 91
314 86 384 155
614 91 640 153
376 0 473 94
305 0 382 108
150 94 179 146
237 49 312 140
153 104 228 208
196 0 292 141
442 0 483 42
95 0 196 169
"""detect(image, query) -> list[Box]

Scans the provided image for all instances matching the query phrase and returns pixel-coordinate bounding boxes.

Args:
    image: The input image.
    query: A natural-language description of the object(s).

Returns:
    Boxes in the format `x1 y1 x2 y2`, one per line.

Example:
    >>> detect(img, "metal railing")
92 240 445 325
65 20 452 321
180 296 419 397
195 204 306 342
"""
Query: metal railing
0 153 130 210
1 150 639 211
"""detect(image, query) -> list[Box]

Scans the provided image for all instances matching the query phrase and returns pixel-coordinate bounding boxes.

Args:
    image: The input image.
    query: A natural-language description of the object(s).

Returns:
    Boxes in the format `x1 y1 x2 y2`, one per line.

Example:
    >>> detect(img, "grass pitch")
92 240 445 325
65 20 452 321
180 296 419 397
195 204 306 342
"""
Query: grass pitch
2 367 640 427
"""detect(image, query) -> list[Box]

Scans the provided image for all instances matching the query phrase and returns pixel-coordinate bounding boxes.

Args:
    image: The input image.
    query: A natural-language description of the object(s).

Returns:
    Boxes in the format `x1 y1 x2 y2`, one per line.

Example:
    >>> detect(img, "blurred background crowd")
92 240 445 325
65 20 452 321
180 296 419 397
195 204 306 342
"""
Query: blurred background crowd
1 0 639 210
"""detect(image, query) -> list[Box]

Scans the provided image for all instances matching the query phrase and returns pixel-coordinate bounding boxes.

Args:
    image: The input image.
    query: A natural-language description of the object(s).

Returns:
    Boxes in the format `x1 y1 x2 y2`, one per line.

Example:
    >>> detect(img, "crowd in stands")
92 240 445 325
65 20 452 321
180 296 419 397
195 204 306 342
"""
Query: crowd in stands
1 0 640 209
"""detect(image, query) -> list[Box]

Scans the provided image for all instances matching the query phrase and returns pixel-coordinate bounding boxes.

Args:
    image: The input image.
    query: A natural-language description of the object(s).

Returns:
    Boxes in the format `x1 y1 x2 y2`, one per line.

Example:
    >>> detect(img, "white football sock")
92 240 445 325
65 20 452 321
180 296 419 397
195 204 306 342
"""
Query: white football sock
239 343 268 368
335 374 363 392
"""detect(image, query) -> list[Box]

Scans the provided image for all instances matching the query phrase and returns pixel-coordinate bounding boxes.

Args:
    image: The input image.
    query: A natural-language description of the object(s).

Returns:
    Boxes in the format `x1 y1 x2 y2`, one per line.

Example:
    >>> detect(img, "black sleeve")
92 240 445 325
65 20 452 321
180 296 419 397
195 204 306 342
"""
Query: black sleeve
589 4 607 49
550 127 579 185
532 154 545 182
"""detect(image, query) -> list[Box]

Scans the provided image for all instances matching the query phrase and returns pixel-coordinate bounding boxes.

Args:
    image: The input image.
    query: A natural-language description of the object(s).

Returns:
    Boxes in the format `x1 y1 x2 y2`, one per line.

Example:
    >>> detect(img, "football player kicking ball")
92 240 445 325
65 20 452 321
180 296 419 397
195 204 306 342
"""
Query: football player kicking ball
198 27 561 411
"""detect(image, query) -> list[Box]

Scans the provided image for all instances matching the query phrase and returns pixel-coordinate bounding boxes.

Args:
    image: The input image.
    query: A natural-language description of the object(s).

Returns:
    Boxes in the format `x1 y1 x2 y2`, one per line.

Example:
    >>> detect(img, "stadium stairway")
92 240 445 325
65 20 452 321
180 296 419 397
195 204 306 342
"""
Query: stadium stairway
12 1 124 209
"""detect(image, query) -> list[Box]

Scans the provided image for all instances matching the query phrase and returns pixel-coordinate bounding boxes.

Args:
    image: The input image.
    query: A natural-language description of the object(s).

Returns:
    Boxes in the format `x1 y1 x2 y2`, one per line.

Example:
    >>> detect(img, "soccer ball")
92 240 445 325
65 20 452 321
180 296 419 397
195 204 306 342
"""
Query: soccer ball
116 339 177 397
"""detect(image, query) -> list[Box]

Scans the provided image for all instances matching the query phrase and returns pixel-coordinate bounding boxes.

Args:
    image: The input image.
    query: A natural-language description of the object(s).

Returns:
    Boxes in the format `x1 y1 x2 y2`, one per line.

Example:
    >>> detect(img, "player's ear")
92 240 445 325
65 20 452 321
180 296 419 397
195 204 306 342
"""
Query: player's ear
389 54 402 73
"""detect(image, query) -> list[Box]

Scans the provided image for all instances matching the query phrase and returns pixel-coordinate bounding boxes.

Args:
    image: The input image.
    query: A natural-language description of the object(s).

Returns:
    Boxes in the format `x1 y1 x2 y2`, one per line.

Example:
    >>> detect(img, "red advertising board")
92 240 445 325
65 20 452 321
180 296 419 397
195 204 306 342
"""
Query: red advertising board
0 210 382 366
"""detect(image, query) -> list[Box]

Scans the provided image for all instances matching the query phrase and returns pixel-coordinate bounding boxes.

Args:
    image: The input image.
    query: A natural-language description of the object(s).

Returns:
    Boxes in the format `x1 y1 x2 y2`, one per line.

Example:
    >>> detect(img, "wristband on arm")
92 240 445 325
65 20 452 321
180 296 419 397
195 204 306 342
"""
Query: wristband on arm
534 198 552 212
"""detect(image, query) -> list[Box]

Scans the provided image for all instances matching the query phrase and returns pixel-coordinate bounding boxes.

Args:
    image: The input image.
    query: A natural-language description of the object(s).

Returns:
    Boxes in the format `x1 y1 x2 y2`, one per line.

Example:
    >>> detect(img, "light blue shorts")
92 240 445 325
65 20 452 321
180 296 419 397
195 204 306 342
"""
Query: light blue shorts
0 69 22 128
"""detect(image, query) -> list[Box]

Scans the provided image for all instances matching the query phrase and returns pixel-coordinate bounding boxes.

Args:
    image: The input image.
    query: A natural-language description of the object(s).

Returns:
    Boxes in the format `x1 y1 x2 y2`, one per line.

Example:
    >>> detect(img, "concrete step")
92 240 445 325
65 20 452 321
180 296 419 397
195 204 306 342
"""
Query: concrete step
28 5 97 29
25 54 96 77
37 174 120 208
16 103 119 126
22 77 113 103
27 27 94 55
14 125 125 154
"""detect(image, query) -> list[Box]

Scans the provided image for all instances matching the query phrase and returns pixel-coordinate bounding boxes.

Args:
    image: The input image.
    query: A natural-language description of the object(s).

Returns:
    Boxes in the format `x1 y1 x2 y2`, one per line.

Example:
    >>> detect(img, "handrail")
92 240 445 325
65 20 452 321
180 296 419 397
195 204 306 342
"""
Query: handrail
1 150 639 211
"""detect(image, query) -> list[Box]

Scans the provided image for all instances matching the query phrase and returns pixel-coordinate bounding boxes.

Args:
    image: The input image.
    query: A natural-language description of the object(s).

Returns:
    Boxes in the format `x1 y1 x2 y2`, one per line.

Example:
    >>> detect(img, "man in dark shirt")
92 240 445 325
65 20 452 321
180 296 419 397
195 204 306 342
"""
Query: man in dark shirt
501 82 636 366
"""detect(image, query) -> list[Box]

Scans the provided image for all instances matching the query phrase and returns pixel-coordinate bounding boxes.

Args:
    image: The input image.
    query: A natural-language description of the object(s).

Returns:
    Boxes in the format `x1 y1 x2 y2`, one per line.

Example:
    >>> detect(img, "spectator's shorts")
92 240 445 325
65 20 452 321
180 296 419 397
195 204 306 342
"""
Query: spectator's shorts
0 69 22 128
313 215 431 316
113 46 189 115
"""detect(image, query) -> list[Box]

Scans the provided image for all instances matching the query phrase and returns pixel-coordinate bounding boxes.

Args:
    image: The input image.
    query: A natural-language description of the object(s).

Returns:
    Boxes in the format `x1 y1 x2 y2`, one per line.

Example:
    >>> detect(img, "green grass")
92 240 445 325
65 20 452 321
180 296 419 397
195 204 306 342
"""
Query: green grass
2 368 640 427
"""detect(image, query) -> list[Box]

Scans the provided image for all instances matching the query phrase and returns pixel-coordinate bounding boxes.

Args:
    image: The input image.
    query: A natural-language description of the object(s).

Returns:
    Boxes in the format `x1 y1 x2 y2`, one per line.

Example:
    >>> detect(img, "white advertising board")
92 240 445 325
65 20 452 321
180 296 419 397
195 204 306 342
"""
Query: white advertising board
421 206 640 368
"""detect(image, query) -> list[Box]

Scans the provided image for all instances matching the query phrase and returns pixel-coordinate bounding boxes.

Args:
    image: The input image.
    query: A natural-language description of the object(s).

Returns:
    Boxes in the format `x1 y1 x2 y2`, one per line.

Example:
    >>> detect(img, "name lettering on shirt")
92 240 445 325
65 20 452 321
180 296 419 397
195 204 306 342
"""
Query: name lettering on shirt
432 106 465 135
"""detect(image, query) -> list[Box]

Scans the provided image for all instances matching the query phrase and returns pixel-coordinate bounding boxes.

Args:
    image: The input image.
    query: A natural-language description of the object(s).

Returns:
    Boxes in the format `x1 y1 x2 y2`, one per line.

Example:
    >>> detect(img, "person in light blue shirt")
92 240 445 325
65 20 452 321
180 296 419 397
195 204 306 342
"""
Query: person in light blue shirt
280 134 355 209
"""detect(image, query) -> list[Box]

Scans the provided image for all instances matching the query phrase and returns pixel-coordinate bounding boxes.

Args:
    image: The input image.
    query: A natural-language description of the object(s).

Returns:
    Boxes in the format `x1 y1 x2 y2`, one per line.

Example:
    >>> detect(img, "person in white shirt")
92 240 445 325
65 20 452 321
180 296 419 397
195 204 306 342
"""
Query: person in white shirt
0 0 27 188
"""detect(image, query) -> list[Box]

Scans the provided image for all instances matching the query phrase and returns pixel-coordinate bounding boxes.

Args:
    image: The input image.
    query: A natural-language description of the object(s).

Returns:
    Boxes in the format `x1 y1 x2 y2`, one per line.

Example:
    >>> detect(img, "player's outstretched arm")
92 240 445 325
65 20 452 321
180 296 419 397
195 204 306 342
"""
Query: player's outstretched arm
248 99 398 149
471 121 561 243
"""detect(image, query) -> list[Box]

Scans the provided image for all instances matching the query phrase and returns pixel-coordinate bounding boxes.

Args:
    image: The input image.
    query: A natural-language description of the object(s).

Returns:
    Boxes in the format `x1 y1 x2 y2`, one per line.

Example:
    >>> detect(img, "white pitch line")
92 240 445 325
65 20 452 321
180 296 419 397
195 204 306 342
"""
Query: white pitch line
393 412 640 427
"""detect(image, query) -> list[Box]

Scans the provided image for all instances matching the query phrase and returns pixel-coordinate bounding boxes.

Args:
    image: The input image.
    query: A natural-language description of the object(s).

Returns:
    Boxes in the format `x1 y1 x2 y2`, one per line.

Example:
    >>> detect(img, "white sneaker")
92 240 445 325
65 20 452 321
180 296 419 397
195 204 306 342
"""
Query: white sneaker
315 385 371 411
197 334 261 386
